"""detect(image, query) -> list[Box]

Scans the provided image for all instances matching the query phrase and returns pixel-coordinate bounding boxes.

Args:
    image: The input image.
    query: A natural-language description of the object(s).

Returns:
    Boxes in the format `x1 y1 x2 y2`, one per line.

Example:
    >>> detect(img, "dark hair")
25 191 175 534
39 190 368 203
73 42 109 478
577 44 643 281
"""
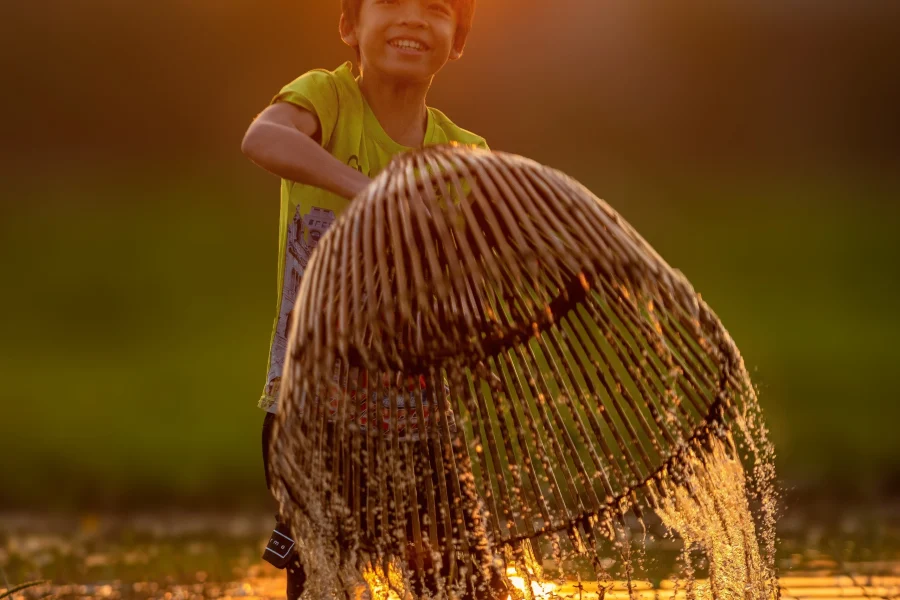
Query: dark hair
341 0 476 63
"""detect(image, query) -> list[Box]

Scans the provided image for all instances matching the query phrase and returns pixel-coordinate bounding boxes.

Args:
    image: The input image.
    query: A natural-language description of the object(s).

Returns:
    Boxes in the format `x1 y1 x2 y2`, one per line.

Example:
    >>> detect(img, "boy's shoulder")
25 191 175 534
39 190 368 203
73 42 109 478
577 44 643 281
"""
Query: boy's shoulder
272 63 361 148
277 62 355 98
428 106 489 150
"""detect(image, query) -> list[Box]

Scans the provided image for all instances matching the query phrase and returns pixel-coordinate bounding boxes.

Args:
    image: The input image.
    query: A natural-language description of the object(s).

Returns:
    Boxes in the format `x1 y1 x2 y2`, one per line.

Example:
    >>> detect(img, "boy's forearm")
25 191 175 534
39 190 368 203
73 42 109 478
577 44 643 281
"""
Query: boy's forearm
243 121 371 200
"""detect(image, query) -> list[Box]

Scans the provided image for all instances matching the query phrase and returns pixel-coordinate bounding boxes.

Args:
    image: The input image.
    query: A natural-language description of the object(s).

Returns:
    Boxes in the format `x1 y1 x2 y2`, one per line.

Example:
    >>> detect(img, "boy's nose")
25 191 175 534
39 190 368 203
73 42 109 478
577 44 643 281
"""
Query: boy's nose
397 2 428 27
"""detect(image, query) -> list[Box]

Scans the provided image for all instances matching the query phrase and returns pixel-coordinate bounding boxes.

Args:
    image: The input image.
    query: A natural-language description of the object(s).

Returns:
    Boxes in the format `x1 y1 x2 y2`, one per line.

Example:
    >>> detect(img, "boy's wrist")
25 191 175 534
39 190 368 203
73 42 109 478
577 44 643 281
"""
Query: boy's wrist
342 169 372 200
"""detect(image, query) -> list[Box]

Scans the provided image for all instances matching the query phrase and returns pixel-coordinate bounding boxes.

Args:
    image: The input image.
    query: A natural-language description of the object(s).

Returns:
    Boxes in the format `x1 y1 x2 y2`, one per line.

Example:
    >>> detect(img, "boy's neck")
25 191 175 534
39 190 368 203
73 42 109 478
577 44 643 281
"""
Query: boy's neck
358 68 431 148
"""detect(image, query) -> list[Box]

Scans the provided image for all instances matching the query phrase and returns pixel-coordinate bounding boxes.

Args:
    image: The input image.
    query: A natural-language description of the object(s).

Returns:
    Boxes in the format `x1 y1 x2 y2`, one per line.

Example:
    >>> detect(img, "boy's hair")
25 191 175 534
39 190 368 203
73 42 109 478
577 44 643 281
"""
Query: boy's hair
341 0 476 63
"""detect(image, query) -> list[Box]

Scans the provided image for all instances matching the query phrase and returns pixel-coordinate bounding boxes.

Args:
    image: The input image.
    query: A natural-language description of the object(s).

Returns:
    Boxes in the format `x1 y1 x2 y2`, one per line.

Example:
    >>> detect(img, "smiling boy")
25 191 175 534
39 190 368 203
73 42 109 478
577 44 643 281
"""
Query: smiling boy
241 0 491 598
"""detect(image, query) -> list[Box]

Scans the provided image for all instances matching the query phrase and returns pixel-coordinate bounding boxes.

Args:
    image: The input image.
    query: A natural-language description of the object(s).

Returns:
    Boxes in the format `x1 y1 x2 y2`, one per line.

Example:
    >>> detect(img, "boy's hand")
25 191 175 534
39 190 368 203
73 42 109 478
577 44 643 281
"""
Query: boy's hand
242 102 372 200
347 171 374 199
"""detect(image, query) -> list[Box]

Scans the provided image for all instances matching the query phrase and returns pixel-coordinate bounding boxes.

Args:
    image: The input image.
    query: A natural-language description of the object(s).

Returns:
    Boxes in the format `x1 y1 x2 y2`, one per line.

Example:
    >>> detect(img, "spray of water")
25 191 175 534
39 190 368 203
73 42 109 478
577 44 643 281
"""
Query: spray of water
653 429 777 600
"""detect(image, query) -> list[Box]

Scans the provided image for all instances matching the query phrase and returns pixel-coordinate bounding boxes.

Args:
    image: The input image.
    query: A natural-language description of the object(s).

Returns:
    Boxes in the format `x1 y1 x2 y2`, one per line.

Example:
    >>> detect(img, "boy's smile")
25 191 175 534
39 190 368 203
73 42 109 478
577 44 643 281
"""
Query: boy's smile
387 36 431 55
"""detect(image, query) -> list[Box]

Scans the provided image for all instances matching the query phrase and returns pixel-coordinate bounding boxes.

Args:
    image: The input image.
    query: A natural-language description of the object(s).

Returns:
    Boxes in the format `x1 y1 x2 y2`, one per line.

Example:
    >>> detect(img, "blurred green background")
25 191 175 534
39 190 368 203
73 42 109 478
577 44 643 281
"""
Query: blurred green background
1 1 898 510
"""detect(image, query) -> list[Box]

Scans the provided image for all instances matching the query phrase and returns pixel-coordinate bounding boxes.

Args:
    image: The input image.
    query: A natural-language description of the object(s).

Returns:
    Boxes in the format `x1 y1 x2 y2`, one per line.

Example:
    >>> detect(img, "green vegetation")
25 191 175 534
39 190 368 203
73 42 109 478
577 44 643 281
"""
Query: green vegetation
1 166 897 509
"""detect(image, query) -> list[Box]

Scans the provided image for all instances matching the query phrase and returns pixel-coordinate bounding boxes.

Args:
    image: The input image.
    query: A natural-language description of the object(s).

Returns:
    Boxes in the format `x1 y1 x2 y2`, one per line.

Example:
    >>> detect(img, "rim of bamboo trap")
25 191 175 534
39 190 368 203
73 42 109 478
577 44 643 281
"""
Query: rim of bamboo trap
268 143 757 592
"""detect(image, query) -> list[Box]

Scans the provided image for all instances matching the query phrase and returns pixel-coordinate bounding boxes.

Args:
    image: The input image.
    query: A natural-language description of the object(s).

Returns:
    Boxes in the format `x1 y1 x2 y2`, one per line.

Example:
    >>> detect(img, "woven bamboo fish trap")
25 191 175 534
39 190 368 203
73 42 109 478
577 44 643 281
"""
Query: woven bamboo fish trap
267 144 768 599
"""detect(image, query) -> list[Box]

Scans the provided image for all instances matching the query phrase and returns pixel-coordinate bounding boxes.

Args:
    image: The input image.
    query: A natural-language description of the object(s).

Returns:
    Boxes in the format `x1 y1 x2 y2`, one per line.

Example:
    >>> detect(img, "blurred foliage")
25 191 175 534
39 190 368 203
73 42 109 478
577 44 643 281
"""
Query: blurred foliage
1 0 898 509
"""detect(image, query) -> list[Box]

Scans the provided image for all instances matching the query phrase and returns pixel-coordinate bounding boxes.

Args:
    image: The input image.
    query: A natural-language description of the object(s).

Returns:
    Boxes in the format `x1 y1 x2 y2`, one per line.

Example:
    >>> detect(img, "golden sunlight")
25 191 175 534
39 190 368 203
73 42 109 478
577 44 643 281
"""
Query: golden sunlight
505 566 558 600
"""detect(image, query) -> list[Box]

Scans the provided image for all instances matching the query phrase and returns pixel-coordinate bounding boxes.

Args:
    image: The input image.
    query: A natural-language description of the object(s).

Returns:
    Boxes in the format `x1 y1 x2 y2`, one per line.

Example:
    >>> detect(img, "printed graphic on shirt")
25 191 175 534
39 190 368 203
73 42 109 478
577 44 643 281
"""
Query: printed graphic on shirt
347 155 366 175
265 205 336 402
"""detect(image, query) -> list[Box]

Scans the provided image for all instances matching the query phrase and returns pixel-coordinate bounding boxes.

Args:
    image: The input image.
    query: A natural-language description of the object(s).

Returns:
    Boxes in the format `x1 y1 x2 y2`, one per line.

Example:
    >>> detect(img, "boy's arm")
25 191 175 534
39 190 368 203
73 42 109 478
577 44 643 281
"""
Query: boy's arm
241 102 371 201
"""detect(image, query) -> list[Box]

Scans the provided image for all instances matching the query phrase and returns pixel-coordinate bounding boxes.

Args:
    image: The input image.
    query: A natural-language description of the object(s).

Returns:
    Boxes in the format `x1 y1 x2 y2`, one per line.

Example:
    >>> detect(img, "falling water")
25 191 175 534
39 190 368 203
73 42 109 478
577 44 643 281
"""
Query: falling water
652 422 778 600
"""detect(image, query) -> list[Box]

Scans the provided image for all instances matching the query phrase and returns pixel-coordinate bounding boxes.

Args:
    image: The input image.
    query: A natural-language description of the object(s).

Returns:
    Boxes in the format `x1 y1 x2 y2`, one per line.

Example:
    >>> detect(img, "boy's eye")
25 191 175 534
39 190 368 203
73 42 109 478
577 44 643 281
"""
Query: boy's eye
429 2 451 14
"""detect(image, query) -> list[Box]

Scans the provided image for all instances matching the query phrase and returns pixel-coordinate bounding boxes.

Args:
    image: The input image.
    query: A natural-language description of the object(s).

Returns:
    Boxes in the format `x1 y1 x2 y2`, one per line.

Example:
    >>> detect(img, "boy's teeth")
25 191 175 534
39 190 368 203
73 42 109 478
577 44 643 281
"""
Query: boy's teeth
391 40 424 50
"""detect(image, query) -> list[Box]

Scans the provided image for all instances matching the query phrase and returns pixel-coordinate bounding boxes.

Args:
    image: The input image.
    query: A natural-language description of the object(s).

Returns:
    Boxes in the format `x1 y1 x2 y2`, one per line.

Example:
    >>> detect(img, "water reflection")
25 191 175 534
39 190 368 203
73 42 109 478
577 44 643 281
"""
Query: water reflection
1 512 898 599
6 573 899 599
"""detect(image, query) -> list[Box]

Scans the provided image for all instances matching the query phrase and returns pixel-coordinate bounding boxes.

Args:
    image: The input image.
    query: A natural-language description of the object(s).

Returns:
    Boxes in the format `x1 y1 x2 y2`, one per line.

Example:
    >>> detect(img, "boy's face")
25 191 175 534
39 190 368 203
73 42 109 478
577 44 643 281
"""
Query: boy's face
342 0 462 82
